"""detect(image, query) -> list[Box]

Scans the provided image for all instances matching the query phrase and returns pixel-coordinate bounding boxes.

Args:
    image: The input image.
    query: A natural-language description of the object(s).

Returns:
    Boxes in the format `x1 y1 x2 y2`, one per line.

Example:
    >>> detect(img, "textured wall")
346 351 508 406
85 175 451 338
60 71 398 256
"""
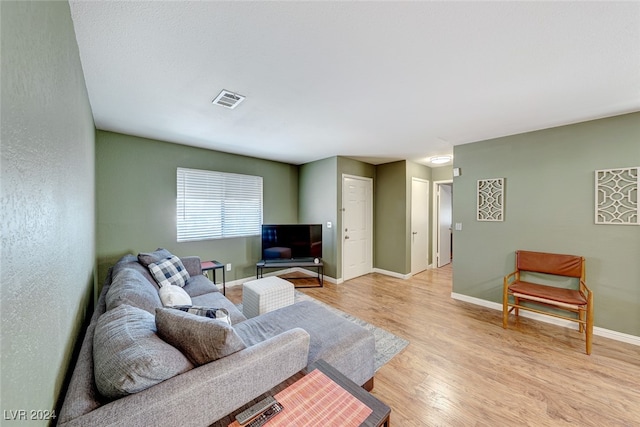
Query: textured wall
95 131 299 287
1 1 95 423
452 112 640 336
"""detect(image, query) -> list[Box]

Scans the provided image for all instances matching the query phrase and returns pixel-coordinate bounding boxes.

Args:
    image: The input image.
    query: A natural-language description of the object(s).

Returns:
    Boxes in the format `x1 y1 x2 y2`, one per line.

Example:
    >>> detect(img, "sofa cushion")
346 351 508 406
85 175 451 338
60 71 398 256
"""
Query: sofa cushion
191 291 247 324
93 304 193 399
138 248 173 267
155 308 246 366
183 274 219 297
234 300 375 387
112 254 160 290
106 268 163 314
149 255 190 288
159 284 193 307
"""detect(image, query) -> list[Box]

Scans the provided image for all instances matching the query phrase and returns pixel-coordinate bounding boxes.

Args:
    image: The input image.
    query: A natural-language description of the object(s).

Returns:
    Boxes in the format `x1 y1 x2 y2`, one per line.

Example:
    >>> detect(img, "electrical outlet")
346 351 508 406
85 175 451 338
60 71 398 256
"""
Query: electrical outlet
226 263 231 271
327 221 332 228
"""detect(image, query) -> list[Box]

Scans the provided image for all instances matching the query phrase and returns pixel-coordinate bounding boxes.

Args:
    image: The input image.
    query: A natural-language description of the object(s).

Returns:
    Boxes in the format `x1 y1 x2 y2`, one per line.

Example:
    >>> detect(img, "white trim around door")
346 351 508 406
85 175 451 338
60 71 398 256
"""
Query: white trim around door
433 179 454 269
341 174 373 281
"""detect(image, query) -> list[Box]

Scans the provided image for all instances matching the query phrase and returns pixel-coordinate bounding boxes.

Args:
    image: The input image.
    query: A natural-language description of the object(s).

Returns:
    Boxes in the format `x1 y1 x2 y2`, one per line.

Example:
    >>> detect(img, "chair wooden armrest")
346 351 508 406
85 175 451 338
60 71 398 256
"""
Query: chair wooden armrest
580 280 592 295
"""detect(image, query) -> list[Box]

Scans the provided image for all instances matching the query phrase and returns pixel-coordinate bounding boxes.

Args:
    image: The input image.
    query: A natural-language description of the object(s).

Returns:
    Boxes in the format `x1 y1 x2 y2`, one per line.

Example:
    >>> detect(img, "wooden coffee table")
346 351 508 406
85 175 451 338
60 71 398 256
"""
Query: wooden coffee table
217 360 390 427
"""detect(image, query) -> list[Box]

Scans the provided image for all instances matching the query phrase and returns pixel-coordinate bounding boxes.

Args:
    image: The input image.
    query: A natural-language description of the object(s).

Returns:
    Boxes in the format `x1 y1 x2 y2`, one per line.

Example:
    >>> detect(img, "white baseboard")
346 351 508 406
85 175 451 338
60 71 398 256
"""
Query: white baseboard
451 292 640 347
372 264 435 280
288 267 339 285
221 267 298 289
223 267 335 288
372 268 412 280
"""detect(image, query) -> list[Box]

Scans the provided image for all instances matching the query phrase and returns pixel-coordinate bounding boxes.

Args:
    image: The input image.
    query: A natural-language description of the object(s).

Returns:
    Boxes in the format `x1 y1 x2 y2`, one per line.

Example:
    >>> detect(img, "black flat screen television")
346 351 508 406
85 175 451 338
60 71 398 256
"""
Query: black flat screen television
261 224 322 261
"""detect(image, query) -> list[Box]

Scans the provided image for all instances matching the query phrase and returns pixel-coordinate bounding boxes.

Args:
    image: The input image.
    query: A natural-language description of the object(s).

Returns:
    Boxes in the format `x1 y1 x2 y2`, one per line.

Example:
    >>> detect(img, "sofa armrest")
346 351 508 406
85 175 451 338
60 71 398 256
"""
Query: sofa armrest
181 256 202 276
57 328 310 427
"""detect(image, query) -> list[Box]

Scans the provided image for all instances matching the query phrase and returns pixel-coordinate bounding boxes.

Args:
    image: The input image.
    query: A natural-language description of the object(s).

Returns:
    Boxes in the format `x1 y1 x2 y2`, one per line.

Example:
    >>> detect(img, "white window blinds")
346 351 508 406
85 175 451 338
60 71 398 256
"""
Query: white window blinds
176 167 263 242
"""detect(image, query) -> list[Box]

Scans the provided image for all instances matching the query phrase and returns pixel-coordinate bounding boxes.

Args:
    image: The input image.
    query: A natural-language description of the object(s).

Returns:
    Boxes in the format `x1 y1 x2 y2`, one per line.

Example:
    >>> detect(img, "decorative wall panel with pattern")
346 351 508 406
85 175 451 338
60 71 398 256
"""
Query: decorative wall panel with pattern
477 178 504 222
595 167 639 225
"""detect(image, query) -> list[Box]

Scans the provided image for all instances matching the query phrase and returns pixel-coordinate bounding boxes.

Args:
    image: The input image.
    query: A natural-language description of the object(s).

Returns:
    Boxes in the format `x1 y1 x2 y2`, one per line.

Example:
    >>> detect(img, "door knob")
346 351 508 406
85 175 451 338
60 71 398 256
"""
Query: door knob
345 235 350 240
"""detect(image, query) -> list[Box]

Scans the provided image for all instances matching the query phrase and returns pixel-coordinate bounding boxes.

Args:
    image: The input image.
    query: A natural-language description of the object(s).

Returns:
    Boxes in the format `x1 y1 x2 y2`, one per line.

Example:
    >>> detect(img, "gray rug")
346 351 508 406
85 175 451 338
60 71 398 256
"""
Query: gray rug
236 290 409 371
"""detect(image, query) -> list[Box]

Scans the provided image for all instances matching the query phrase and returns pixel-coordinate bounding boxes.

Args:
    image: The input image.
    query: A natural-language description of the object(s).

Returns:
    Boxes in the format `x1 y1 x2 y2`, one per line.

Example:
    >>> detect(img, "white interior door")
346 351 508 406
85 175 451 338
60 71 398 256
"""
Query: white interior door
342 175 372 281
437 184 452 267
411 178 429 274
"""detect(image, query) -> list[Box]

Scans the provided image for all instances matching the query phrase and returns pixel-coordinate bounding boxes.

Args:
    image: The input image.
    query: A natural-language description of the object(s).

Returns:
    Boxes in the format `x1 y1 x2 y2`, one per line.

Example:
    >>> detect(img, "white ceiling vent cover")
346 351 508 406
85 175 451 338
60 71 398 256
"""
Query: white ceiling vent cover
212 90 245 109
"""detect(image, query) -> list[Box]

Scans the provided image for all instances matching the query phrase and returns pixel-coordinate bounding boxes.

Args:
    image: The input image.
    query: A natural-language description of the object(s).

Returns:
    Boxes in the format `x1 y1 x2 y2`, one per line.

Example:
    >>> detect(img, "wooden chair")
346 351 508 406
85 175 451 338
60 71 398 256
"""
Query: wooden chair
502 250 594 355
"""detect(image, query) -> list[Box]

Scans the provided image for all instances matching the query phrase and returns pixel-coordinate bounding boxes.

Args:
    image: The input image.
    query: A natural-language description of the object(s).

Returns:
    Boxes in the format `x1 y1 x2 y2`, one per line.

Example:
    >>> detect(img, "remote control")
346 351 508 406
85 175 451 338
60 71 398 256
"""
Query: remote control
235 396 277 425
245 402 284 427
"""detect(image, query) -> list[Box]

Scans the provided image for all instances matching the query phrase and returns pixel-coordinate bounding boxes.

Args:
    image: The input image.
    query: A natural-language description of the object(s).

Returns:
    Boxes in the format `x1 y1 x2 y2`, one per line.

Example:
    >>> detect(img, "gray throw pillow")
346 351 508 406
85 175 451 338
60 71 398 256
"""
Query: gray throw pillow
155 307 246 366
137 248 173 267
93 304 193 399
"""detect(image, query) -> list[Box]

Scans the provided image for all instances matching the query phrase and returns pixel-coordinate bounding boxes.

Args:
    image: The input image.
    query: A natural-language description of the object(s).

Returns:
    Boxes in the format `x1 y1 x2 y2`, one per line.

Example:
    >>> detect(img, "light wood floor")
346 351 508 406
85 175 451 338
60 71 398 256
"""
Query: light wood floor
226 265 640 426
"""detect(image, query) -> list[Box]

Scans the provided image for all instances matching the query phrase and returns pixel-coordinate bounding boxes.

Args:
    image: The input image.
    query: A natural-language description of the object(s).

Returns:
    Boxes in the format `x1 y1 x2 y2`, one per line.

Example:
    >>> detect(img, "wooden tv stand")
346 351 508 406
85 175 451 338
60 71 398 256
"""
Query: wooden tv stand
256 259 324 287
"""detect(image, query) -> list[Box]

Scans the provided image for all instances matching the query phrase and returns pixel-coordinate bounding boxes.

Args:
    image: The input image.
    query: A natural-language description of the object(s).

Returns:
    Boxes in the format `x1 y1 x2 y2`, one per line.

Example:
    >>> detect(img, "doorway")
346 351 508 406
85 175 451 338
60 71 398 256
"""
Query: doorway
341 174 373 281
411 178 430 275
434 181 453 267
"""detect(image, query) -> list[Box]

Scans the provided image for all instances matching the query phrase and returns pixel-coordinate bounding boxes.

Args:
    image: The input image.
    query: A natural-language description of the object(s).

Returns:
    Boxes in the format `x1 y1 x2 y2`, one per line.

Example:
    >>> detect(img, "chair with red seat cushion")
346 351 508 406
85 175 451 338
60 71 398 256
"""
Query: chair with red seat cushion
502 250 594 355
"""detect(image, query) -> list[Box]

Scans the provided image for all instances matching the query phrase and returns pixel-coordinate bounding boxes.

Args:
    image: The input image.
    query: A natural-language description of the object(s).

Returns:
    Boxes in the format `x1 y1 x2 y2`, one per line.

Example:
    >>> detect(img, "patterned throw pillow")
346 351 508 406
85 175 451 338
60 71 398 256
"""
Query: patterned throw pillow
172 306 231 325
148 256 190 288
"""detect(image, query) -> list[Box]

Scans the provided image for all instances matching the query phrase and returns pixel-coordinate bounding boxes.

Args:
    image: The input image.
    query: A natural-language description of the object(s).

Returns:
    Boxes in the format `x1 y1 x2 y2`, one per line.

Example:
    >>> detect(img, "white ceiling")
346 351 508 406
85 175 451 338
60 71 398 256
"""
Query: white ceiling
69 1 640 166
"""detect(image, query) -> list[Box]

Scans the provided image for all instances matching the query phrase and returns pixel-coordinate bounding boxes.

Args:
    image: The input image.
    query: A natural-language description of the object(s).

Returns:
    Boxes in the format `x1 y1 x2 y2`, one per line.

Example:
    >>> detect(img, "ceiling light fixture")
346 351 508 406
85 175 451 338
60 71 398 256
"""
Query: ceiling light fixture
430 156 452 164
212 90 245 109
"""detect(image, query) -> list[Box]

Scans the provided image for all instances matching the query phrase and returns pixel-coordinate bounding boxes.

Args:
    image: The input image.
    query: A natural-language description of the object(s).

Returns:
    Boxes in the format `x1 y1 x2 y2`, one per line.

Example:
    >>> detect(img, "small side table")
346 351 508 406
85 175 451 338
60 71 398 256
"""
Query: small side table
201 260 226 295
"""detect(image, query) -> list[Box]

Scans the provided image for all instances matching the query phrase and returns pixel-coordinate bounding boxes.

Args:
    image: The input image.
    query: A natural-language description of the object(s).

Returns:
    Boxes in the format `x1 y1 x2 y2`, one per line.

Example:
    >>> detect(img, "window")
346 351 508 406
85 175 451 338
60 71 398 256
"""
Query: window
176 167 263 242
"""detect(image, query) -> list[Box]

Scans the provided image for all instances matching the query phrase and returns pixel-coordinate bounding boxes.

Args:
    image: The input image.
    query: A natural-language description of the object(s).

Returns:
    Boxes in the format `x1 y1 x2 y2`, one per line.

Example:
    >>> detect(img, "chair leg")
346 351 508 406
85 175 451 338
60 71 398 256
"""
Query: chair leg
586 296 594 355
502 283 509 328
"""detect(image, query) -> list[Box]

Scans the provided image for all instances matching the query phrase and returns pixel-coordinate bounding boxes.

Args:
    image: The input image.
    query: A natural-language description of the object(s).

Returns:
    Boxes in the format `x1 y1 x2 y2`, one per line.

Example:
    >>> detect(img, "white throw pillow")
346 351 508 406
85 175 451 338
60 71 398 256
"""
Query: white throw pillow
159 284 192 307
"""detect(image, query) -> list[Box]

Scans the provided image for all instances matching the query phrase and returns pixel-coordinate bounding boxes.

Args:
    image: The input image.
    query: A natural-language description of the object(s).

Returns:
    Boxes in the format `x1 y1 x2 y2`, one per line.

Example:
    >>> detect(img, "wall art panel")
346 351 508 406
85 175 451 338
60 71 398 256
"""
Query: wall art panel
477 178 504 222
595 167 639 225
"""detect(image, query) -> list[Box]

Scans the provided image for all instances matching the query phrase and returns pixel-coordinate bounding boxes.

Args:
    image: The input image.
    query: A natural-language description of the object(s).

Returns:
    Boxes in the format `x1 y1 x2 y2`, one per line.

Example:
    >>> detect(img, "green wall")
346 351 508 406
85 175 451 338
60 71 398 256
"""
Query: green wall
1 1 96 423
298 156 375 279
96 131 299 288
432 165 453 183
452 112 640 336
299 157 338 277
375 161 409 273
374 160 435 275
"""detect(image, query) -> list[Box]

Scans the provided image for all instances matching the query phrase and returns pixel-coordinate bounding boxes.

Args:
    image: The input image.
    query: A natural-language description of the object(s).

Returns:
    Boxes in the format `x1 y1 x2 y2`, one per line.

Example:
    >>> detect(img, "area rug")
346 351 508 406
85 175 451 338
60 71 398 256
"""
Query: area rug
236 291 408 371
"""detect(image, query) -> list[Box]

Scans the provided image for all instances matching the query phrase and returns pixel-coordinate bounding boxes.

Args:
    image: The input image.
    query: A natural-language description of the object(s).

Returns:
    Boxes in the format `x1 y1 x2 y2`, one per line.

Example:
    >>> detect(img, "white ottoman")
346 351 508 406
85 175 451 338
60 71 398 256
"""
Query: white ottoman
242 276 295 318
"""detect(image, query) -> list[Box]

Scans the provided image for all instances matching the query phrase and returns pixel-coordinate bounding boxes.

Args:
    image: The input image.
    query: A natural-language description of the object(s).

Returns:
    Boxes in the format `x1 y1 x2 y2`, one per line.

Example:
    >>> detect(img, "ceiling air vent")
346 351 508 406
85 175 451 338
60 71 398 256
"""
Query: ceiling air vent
212 90 245 109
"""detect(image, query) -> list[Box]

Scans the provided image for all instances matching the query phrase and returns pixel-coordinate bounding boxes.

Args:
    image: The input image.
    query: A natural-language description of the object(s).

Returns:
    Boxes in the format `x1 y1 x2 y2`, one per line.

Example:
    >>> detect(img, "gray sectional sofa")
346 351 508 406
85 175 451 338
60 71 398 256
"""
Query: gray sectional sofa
58 251 375 426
